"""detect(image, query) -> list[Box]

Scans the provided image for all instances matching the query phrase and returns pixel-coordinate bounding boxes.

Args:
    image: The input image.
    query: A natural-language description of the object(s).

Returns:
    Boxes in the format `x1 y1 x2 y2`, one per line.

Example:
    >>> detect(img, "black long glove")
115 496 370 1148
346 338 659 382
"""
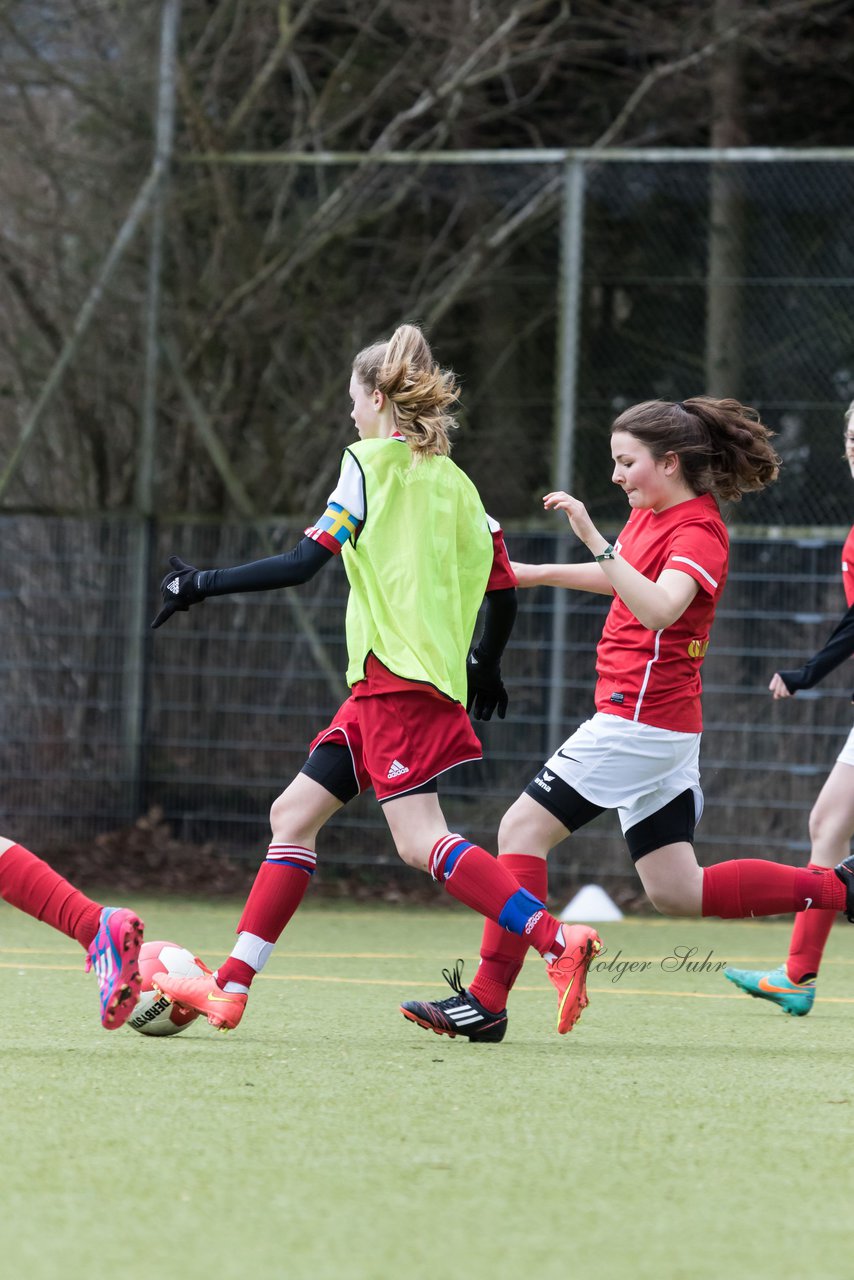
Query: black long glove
466 646 508 721
777 600 854 700
151 555 206 629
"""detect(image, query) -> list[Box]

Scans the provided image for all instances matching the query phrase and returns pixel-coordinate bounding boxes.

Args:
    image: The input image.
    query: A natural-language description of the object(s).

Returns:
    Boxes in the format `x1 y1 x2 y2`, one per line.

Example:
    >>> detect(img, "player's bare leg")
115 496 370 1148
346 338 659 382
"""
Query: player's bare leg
633 841 704 916
154 775 342 1030
388 792 600 1037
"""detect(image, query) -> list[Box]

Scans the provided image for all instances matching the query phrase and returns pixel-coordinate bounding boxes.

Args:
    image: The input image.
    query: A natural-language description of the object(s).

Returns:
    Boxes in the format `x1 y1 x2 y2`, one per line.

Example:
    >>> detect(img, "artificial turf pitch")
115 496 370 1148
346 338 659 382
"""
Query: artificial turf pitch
2 898 852 1280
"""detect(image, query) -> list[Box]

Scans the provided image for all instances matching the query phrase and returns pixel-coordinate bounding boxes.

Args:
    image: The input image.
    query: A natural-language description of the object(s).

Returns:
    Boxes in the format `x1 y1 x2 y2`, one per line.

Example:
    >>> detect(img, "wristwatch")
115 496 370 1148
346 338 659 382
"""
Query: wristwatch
594 543 616 562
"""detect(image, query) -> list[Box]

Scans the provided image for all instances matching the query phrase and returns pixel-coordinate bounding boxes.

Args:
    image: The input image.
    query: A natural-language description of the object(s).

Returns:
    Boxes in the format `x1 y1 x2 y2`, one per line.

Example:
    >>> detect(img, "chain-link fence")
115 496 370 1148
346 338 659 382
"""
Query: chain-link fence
569 156 854 530
3 140 854 887
2 514 851 885
3 151 854 530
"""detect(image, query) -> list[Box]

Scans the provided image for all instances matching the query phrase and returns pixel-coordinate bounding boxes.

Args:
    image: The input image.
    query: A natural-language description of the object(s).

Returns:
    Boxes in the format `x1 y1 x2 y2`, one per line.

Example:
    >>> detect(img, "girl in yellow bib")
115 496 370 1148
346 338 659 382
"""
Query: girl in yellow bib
152 324 602 1036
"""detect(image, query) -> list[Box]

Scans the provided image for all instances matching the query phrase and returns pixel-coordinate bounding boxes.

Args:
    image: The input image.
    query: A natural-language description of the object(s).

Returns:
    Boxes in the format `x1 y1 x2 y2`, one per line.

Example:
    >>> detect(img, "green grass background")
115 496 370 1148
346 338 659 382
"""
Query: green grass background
2 898 852 1280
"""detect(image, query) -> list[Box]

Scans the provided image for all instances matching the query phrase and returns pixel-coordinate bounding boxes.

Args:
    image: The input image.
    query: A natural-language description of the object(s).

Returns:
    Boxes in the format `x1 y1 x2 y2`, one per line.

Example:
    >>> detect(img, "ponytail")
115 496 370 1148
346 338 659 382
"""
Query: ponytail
612 397 780 501
352 324 458 460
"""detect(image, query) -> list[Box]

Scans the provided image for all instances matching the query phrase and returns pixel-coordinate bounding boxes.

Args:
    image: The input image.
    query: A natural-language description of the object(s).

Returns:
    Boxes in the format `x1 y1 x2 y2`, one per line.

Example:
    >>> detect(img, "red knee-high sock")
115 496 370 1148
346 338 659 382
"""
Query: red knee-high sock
0 843 102 948
429 836 562 959
786 863 837 983
468 853 548 1012
701 859 845 919
216 844 316 990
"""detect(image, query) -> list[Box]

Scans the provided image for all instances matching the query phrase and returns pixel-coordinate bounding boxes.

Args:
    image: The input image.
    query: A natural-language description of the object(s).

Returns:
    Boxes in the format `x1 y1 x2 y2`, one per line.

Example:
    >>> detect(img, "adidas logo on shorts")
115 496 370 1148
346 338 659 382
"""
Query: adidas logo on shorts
387 759 410 780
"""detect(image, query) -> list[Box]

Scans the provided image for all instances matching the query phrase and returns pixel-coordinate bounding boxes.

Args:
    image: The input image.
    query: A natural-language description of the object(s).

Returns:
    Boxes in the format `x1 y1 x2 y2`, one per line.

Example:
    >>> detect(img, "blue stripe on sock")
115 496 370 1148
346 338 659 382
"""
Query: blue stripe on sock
264 858 315 875
443 839 472 877
498 886 546 935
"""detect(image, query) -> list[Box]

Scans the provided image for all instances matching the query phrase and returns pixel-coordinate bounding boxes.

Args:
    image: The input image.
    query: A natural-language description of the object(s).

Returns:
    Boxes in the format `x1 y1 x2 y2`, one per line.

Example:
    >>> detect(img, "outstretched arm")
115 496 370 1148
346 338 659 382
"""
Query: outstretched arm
151 538 334 629
536 491 701 629
773 601 854 696
511 559 615 595
199 538 333 595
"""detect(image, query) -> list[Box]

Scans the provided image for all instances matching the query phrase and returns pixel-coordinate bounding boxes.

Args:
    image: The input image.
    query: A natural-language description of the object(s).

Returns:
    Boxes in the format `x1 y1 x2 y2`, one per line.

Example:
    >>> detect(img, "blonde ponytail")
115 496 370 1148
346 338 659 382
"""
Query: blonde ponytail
352 323 459 459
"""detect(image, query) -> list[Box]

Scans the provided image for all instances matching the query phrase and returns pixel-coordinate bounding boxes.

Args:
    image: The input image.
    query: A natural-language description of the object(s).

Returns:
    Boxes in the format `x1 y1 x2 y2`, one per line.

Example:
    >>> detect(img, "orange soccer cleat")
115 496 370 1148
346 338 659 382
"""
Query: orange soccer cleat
153 970 248 1032
546 925 602 1034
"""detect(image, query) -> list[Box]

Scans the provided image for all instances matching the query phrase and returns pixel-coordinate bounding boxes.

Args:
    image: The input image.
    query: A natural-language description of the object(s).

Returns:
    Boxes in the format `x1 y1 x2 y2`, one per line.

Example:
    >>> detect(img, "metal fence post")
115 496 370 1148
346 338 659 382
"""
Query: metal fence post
547 157 586 752
123 0 182 817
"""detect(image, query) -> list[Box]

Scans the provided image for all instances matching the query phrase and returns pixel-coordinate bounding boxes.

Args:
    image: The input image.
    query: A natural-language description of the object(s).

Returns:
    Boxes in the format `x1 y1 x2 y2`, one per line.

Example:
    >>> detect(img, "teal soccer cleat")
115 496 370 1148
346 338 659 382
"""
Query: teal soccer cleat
724 963 815 1017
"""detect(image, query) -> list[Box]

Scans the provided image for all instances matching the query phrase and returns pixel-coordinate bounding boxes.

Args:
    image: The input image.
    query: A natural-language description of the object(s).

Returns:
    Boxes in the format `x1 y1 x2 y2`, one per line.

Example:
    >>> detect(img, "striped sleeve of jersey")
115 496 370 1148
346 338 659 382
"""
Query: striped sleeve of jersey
485 515 517 591
305 452 366 555
664 522 728 596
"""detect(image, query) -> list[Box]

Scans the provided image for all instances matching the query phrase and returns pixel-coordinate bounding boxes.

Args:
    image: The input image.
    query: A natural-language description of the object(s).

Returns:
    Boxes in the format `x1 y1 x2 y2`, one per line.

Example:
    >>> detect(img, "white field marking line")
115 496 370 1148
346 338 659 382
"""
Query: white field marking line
7 949 854 970
4 962 854 1003
0 961 87 972
256 977 854 1004
0 946 422 959
7 940 854 966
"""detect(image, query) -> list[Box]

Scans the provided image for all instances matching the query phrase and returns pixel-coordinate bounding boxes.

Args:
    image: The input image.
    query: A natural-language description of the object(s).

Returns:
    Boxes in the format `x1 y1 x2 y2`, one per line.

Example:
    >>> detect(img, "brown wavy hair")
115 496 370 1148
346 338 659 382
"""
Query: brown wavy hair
352 323 459 459
612 397 781 502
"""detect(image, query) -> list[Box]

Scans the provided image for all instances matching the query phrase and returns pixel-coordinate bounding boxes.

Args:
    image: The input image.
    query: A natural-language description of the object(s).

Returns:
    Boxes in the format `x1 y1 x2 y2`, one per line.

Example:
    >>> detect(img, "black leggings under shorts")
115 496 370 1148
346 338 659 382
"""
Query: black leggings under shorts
299 740 438 806
524 767 696 862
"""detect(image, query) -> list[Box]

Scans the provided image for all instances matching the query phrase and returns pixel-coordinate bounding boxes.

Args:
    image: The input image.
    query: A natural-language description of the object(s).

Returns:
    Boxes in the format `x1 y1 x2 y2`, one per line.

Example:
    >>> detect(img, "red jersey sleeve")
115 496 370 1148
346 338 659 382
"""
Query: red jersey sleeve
485 516 517 592
664 519 729 597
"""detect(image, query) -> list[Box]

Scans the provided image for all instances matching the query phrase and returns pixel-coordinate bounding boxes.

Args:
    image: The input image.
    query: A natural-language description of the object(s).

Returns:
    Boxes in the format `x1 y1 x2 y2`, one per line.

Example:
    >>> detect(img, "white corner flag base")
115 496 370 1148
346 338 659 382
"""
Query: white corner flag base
559 884 623 922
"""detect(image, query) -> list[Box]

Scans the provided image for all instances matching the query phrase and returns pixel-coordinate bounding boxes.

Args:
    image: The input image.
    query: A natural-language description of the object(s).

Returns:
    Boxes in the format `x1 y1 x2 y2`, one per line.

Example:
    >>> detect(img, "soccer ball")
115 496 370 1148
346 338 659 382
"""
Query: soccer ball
126 940 208 1037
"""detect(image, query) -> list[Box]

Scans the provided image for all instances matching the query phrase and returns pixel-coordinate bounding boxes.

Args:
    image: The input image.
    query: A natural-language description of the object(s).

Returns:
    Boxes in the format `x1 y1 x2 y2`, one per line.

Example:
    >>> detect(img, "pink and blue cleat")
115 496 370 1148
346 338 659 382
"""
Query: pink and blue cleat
85 907 145 1029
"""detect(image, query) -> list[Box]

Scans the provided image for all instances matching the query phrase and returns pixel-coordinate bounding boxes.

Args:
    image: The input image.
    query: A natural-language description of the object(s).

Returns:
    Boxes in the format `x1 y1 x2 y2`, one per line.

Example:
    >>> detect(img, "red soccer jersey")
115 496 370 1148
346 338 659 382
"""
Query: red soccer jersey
594 493 729 733
842 522 854 607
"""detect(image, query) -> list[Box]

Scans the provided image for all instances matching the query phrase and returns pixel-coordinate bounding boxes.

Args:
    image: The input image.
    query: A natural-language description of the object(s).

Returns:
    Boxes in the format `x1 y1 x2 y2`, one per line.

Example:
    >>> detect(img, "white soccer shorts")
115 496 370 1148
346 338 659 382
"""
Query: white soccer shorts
541 711 704 834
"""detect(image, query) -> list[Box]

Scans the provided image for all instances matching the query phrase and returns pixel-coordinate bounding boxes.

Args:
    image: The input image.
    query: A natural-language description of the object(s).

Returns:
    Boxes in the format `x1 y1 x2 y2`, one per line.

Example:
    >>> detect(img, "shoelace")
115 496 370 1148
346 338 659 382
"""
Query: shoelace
436 959 468 1008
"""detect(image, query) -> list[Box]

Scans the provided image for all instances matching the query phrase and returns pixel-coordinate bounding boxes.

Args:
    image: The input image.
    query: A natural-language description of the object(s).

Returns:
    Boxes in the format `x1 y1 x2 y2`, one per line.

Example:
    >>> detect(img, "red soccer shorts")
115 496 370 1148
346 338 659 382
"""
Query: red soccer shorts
309 686 483 801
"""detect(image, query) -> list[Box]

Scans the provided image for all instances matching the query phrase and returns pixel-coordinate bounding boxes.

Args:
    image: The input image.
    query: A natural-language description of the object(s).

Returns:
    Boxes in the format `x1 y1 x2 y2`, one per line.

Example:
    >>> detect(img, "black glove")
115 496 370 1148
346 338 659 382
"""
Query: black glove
466 646 508 721
151 555 206 629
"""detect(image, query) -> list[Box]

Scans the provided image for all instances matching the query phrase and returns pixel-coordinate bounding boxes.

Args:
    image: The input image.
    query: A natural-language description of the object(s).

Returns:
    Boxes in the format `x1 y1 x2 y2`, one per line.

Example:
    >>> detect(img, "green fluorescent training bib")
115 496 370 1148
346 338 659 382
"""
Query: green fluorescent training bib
341 438 493 702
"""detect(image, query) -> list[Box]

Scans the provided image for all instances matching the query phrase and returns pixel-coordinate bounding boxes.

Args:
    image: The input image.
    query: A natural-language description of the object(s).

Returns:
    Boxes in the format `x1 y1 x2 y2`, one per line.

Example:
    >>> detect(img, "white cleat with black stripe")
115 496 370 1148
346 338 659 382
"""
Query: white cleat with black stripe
400 959 507 1043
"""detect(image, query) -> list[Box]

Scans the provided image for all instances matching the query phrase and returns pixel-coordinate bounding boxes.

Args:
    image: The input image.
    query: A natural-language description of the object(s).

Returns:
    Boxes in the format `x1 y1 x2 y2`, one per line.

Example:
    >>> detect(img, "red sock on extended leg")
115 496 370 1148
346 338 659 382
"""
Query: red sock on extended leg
429 836 563 958
0 842 101 948
468 853 548 1013
215 844 316 990
701 859 845 919
786 863 837 983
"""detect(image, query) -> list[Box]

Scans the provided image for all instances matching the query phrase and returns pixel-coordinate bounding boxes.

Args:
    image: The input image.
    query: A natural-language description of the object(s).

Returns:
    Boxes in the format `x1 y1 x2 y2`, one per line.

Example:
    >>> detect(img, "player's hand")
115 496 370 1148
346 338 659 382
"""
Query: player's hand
466 647 509 721
543 490 599 547
769 672 793 699
151 555 206 629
